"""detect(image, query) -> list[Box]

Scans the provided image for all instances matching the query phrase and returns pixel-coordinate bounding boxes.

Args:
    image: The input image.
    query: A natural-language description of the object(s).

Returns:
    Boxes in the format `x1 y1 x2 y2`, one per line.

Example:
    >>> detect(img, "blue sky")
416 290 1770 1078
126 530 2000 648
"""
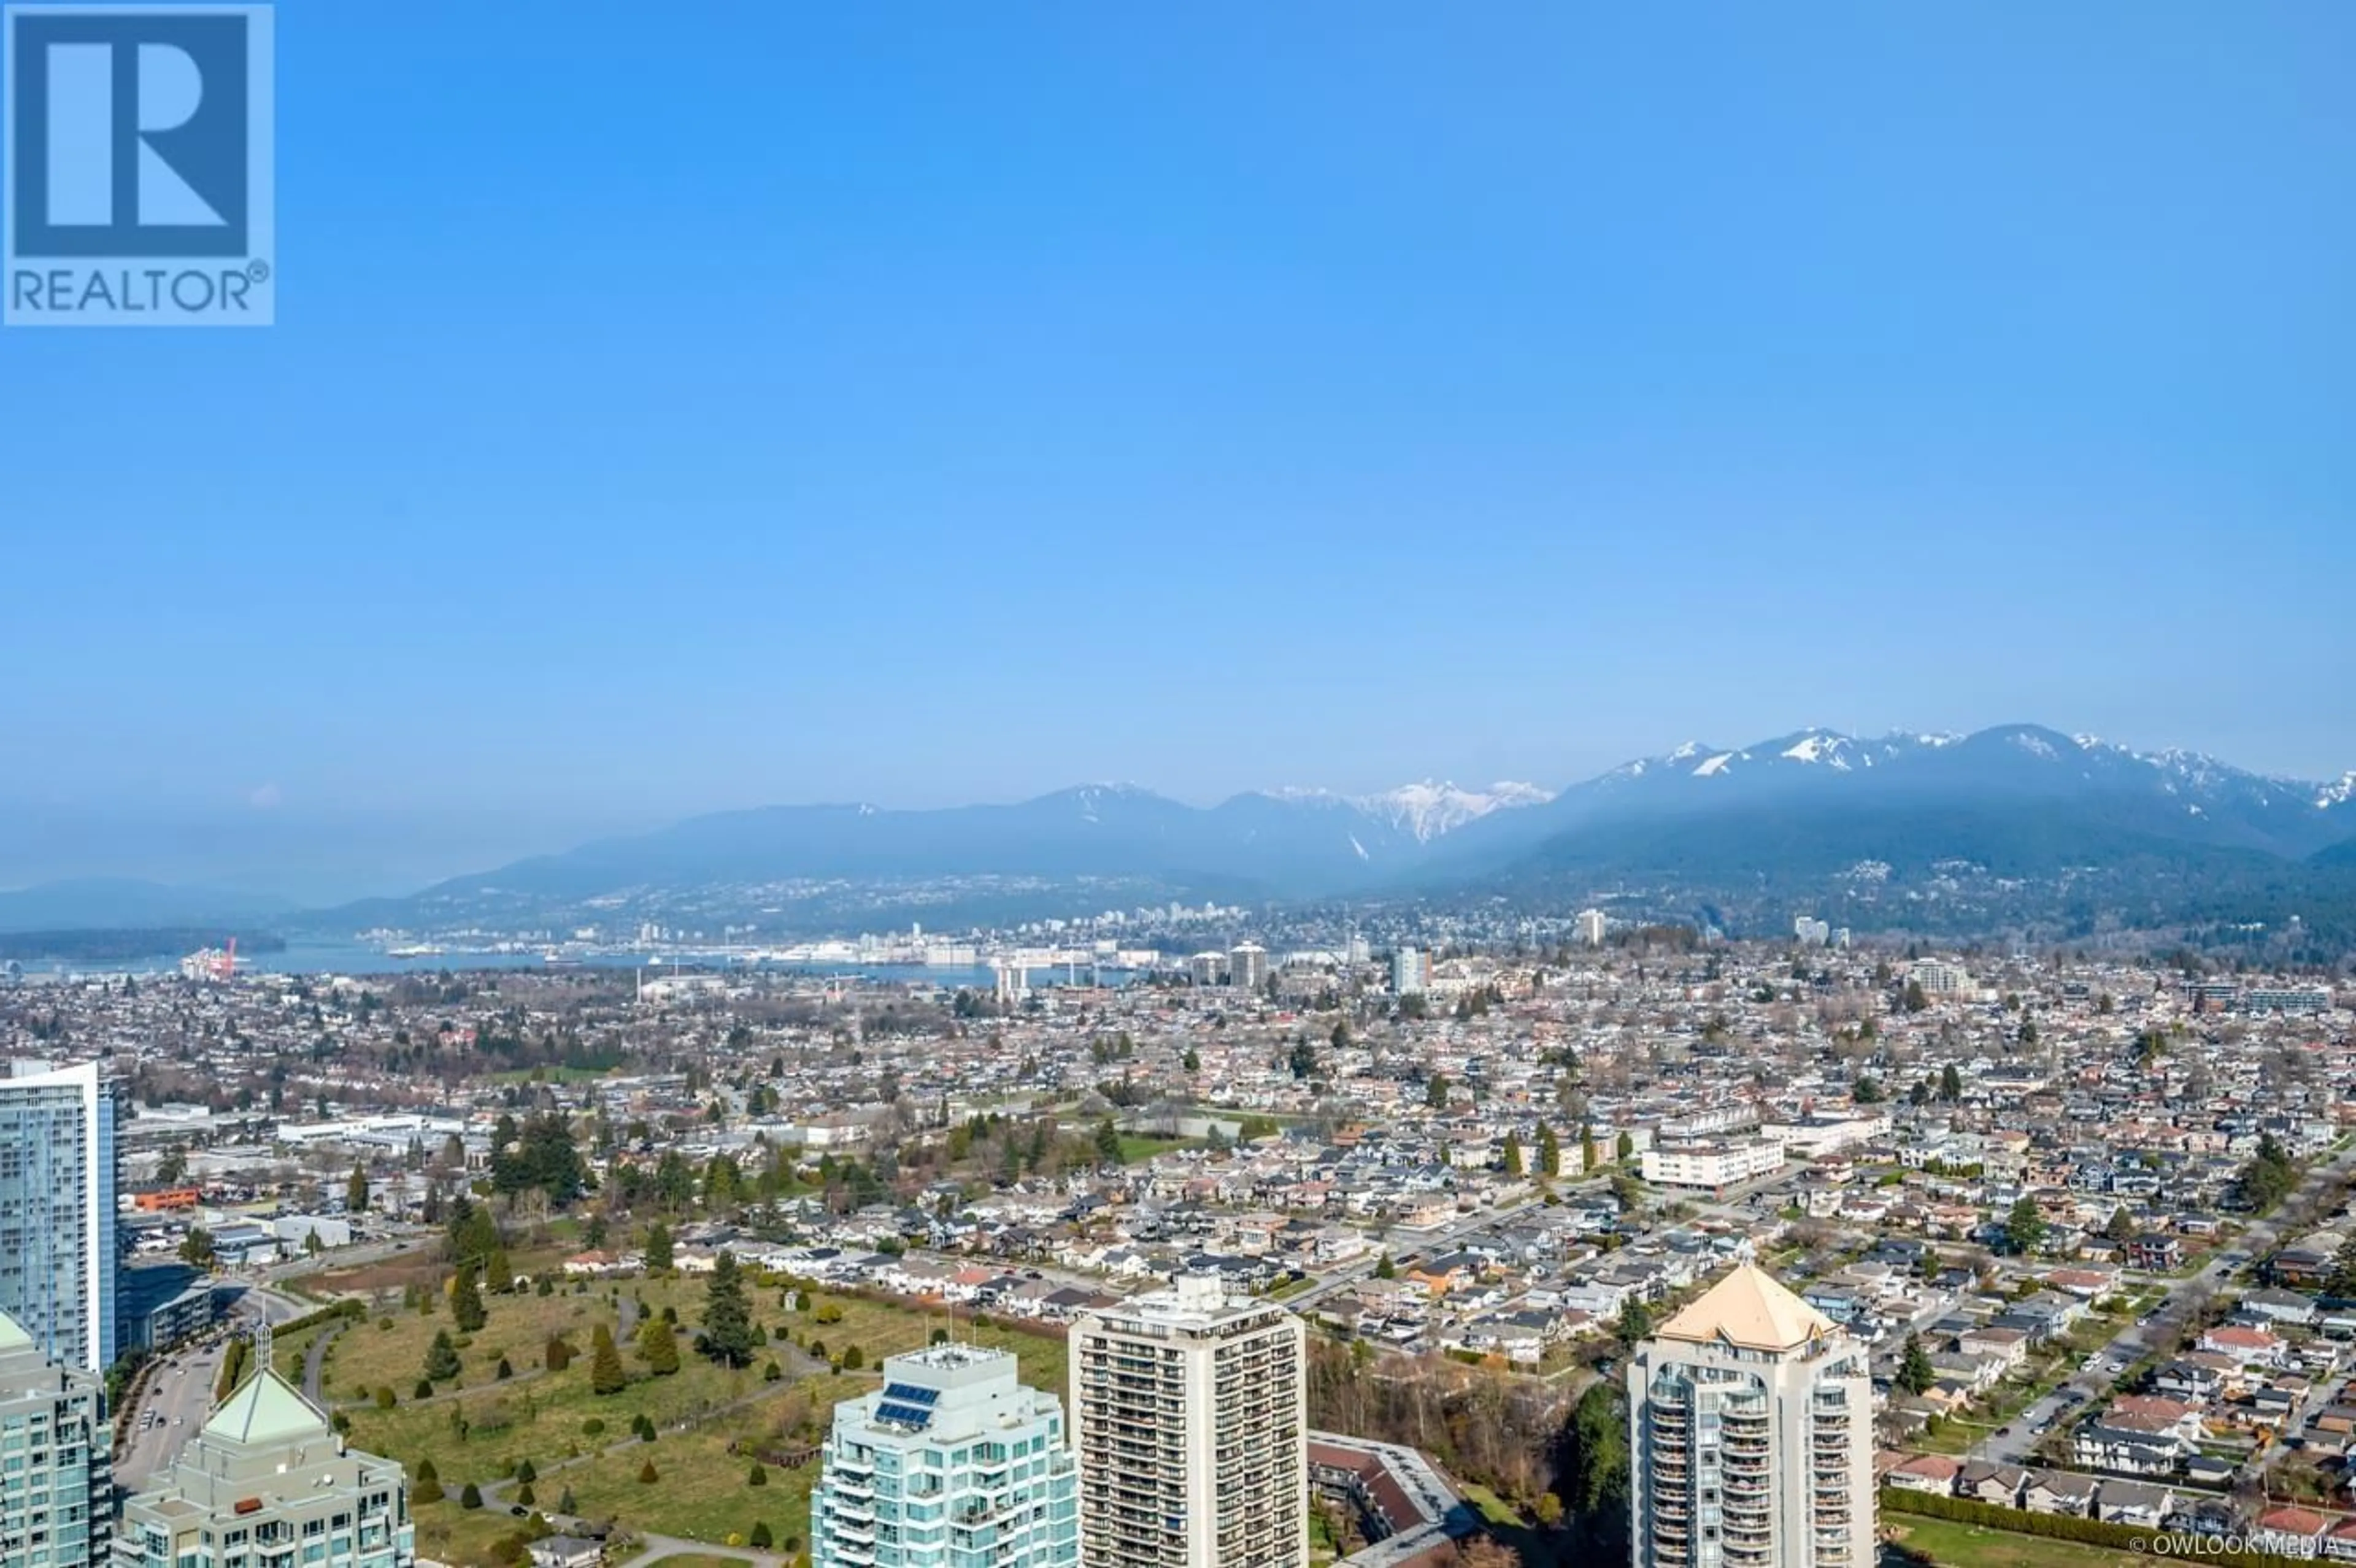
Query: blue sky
2 2 2350 893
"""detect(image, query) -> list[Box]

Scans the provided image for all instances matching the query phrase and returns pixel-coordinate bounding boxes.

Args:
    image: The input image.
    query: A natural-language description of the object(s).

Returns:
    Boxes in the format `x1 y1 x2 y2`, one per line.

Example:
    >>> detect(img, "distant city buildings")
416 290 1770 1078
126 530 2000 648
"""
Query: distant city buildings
1576 909 1608 947
1793 915 1831 948
117 1366 414 1568
0 1309 110 1568
1627 1264 1875 1568
1912 959 1971 997
810 1343 1079 1568
1391 948 1429 997
0 1060 120 1372
1072 1274 1307 1568
1188 952 1226 988
1229 943 1269 993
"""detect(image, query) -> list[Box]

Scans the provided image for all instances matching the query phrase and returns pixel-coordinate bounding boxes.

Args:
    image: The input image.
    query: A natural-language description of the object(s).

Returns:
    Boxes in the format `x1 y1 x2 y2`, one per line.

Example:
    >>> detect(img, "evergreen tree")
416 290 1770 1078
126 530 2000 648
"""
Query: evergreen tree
1939 1063 1963 1102
346 1164 370 1213
1615 1296 1652 1350
1898 1332 1936 1395
1374 1252 1395 1280
1501 1129 1524 1176
2104 1206 2138 1243
590 1322 628 1395
450 1262 487 1332
1093 1119 1122 1166
414 1459 444 1504
1559 1381 1631 1563
424 1329 461 1383
643 1221 674 1273
1425 1074 1449 1110
459 1483 483 1510
638 1315 680 1375
1537 1122 1562 1177
701 1251 756 1367
1581 1122 1599 1172
2004 1195 2047 1256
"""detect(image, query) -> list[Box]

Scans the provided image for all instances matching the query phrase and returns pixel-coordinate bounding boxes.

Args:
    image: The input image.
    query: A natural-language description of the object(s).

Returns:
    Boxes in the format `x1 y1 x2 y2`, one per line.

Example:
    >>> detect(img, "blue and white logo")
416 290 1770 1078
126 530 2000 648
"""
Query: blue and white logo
5 3 274 326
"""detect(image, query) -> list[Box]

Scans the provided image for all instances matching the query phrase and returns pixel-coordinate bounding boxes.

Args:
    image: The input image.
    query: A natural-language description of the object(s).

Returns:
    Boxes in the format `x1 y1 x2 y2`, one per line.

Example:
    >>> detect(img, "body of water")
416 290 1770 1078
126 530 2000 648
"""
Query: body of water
7 941 1133 988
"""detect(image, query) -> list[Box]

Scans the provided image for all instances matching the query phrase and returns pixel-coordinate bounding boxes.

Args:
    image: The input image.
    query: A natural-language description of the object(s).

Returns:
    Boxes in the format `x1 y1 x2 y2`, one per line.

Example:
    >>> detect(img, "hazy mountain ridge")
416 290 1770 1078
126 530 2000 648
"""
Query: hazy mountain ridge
309 724 2356 936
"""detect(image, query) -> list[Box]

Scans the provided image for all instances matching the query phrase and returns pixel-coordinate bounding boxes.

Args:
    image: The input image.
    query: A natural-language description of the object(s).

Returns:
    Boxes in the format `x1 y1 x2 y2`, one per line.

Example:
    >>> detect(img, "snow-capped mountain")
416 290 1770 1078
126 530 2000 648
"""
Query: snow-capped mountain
1352 780 1551 842
339 724 2355 932
1436 723 2356 878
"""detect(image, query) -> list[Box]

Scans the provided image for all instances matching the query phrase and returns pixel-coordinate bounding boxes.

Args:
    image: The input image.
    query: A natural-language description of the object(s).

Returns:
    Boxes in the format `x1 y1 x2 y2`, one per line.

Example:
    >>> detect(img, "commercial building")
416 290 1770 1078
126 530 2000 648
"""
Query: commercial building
0 1309 110 1568
810 1343 1079 1568
1071 1274 1307 1568
1640 1140 1783 1192
116 1367 414 1568
0 1060 121 1371
1390 948 1428 997
1626 1264 1875 1568
1576 910 1607 947
1229 943 1270 993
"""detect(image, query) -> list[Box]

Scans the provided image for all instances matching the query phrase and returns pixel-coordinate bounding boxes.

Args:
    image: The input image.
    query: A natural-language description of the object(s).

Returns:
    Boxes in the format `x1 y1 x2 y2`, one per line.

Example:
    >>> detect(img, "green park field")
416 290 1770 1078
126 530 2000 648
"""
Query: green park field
304 1262 1068 1564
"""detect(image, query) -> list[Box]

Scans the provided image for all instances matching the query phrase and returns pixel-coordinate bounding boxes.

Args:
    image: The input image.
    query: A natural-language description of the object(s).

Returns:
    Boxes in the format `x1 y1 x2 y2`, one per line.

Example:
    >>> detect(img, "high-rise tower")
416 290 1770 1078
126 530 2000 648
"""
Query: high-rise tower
1071 1275 1307 1568
1626 1264 1874 1568
0 1061 120 1372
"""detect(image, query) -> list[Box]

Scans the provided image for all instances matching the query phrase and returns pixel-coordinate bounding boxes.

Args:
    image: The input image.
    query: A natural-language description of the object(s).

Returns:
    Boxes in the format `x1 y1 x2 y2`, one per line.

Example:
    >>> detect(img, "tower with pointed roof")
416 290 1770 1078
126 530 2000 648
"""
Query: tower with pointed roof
0 1307 110 1568
1625 1263 1874 1568
115 1365 413 1568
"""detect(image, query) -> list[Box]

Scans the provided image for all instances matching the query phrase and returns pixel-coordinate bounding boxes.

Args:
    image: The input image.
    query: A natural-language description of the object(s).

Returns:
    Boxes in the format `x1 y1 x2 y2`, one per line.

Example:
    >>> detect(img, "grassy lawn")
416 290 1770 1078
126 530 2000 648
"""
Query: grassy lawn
321 1272 1067 1564
266 1317 338 1383
800 1291 1069 1397
409 1496 544 1568
1457 1483 1522 1528
548 1393 838 1550
1115 1133 1196 1164
1890 1515 2141 1566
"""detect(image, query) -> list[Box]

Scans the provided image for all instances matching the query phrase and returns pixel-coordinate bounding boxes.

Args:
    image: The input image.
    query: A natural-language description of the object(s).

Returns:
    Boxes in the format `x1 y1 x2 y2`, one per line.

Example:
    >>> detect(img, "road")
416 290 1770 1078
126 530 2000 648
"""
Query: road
114 1282 315 1489
115 1337 229 1490
1974 1138 2356 1469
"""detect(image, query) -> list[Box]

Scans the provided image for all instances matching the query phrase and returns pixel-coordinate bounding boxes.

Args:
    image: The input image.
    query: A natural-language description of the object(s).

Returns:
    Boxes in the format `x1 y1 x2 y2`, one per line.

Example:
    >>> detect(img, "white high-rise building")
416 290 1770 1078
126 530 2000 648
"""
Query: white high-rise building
1071 1275 1307 1568
1576 909 1608 947
0 1061 120 1372
1228 943 1269 992
1390 947 1428 997
1793 916 1831 948
0 1309 110 1568
1626 1264 1874 1568
811 1344 1078 1568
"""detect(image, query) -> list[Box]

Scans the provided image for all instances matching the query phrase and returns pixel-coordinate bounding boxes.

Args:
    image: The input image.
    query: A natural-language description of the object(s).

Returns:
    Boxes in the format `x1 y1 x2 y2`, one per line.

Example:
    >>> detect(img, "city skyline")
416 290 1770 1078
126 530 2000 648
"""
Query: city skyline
0 2 2348 839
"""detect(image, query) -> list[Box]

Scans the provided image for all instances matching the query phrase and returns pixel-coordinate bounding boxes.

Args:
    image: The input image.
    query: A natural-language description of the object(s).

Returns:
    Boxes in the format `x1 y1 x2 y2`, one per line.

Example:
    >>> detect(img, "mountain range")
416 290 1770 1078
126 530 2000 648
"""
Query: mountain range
321 723 2356 939
10 724 2354 942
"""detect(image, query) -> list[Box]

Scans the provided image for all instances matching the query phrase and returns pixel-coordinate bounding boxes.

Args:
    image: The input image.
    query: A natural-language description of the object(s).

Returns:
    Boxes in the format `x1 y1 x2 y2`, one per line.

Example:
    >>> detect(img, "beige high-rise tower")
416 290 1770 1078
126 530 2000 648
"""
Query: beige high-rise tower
1626 1264 1875 1568
1070 1274 1307 1568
